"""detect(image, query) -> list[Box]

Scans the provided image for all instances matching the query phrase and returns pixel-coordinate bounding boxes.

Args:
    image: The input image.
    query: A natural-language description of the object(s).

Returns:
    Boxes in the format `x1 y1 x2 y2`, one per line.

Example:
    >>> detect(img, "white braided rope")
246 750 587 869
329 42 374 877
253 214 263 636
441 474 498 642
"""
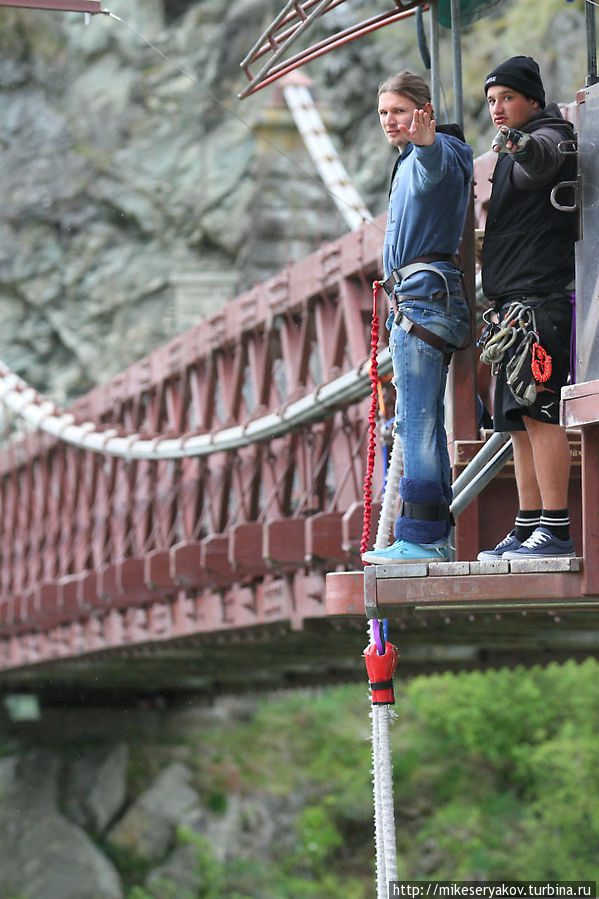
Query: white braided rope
371 700 398 897
377 704 398 884
369 434 401 894
374 433 403 551
368 616 399 898
0 350 391 460
371 699 388 898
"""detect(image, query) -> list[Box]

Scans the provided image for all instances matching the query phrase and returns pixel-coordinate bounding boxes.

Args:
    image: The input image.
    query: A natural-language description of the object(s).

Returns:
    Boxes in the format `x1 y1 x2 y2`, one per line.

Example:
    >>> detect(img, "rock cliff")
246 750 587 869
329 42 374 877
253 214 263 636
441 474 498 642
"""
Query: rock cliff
0 699 320 899
0 0 386 402
0 0 586 404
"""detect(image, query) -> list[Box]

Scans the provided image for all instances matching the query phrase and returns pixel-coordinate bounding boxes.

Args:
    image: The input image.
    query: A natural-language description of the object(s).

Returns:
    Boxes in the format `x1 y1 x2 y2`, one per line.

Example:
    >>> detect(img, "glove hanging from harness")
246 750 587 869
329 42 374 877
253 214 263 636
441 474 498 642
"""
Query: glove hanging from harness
492 126 532 156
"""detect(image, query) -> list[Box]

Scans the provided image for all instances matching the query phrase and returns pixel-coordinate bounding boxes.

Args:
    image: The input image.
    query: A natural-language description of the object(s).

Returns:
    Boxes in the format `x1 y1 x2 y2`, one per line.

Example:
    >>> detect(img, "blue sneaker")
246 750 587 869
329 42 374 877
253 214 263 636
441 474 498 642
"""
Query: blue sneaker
502 526 576 560
362 538 450 565
477 529 521 561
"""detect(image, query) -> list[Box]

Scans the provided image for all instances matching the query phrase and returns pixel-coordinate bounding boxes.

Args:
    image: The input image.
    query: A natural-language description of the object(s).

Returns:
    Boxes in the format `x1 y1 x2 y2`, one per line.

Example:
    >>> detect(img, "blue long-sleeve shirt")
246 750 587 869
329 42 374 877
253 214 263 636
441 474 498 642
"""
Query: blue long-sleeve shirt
383 132 474 297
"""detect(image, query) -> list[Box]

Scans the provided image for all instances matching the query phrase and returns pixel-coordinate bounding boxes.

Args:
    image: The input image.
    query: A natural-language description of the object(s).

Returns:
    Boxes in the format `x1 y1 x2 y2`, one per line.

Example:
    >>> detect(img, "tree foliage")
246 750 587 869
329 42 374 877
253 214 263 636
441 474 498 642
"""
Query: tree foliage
121 659 599 896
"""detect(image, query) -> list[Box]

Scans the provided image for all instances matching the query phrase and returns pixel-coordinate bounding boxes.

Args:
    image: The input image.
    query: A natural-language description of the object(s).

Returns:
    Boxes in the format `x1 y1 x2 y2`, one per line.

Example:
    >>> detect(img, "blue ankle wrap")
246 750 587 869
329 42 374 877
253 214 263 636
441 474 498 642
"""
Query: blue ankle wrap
394 477 450 543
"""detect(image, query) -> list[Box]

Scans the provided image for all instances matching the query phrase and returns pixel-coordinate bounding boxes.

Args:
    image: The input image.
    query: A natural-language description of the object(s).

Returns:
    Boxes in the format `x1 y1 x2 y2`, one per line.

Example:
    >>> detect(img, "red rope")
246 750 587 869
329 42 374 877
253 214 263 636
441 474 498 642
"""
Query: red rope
360 281 382 559
531 341 552 382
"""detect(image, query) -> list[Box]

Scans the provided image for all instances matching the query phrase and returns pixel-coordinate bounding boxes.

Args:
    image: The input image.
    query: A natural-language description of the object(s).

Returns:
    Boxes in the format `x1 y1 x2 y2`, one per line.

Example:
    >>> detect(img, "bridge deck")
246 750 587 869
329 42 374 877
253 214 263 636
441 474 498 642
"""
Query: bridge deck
326 557 591 619
322 561 599 684
1 561 598 708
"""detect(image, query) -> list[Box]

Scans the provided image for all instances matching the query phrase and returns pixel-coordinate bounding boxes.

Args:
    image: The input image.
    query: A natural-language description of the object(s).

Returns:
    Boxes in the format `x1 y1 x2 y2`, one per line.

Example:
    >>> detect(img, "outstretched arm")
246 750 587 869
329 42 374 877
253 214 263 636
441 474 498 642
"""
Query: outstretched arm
493 124 567 188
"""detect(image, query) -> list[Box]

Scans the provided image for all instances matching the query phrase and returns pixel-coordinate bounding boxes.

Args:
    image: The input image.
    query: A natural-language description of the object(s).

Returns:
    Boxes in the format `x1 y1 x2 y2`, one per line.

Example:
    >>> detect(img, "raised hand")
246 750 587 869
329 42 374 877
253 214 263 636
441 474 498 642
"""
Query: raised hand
399 107 436 147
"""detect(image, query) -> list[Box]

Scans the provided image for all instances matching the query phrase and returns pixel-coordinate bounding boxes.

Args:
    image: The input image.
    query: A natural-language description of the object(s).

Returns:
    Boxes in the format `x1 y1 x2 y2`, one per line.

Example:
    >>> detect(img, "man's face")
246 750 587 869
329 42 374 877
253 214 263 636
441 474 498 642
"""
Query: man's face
378 91 428 150
486 84 539 131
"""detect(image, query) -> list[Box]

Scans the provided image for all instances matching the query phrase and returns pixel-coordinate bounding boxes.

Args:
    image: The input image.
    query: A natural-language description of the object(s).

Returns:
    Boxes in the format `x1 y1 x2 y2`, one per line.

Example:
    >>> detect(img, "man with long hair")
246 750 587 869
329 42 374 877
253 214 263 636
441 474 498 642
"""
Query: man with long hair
362 72 473 564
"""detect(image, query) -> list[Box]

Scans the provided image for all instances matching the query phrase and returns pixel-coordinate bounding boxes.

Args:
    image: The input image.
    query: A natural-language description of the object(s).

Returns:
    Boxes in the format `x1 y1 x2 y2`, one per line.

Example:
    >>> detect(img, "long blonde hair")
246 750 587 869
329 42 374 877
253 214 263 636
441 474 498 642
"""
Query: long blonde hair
377 71 435 119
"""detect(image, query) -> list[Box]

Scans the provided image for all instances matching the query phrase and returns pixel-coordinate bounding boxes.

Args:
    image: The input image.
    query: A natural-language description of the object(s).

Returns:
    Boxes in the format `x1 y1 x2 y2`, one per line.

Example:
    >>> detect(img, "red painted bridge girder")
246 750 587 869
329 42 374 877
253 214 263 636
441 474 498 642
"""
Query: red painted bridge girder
0 156 591 685
0 217 401 667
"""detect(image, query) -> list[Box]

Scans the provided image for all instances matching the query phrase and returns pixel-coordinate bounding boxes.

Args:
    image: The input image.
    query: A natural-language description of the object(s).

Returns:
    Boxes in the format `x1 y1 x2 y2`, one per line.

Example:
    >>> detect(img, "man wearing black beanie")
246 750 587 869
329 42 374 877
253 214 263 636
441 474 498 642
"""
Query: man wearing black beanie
477 56 578 561
484 55 546 109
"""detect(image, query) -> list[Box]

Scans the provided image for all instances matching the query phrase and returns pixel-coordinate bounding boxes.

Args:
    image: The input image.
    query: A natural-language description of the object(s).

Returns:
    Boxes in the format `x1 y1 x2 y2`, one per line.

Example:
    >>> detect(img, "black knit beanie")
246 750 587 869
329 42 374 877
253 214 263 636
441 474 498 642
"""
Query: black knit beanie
484 56 546 109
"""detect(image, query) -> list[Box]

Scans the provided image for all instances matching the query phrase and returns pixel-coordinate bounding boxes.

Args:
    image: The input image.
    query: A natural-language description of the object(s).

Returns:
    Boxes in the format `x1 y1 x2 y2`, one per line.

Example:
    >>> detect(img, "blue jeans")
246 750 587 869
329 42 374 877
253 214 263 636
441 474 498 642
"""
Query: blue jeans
387 288 470 542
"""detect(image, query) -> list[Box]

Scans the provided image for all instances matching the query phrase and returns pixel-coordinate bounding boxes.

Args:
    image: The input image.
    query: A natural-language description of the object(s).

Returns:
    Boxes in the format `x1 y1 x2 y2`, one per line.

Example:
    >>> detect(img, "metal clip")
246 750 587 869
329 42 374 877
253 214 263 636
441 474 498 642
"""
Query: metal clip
550 180 579 213
371 619 387 656
557 139 578 155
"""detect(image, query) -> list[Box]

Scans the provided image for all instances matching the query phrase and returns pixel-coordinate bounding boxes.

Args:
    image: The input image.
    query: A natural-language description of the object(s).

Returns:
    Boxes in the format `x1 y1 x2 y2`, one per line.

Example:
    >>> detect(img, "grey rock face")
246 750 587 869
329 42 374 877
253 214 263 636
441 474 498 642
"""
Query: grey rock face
145 841 203 893
0 0 587 410
62 742 129 833
107 761 202 858
0 0 354 404
0 751 123 899
143 790 303 888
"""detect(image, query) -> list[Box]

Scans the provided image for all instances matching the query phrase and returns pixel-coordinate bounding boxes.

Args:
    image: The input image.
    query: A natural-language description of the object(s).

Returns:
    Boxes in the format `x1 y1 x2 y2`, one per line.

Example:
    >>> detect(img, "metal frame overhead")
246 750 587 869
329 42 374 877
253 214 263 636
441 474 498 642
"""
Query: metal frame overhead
239 1 426 99
0 0 104 12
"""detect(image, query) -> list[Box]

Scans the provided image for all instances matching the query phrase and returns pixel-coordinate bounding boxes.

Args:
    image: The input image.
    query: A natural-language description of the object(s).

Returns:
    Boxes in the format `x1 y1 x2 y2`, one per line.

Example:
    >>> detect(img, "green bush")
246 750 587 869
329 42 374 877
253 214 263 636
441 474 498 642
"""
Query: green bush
119 659 599 894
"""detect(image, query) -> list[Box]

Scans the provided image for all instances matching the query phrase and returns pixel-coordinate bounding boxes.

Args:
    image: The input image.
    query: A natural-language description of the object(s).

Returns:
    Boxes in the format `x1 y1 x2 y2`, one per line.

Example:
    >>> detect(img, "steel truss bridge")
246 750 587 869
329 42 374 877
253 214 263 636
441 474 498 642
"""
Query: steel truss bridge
1 0 599 707
1 177 597 705
0 215 397 701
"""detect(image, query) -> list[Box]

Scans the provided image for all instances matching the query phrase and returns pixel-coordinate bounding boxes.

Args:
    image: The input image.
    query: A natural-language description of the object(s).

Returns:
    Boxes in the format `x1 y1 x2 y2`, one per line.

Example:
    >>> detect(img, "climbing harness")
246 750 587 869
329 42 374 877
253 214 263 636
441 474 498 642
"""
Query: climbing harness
382 254 475 364
382 253 456 314
384 274 454 365
393 307 454 366
382 256 454 307
364 623 399 899
478 301 553 406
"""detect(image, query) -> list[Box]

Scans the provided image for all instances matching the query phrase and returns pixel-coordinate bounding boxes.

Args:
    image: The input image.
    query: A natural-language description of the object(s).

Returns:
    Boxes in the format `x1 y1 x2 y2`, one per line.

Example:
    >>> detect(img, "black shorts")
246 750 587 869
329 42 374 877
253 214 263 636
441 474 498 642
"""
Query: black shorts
492 293 574 432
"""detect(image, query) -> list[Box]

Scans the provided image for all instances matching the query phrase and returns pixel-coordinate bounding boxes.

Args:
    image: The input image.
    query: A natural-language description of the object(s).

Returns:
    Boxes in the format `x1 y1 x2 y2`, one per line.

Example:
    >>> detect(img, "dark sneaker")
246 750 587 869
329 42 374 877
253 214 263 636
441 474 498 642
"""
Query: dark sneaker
362 538 450 565
477 529 521 561
502 526 576 560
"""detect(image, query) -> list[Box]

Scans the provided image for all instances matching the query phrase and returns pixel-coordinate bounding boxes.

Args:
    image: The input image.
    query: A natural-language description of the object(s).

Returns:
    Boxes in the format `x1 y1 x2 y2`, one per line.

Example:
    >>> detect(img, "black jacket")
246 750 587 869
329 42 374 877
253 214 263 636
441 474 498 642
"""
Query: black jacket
481 103 577 301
